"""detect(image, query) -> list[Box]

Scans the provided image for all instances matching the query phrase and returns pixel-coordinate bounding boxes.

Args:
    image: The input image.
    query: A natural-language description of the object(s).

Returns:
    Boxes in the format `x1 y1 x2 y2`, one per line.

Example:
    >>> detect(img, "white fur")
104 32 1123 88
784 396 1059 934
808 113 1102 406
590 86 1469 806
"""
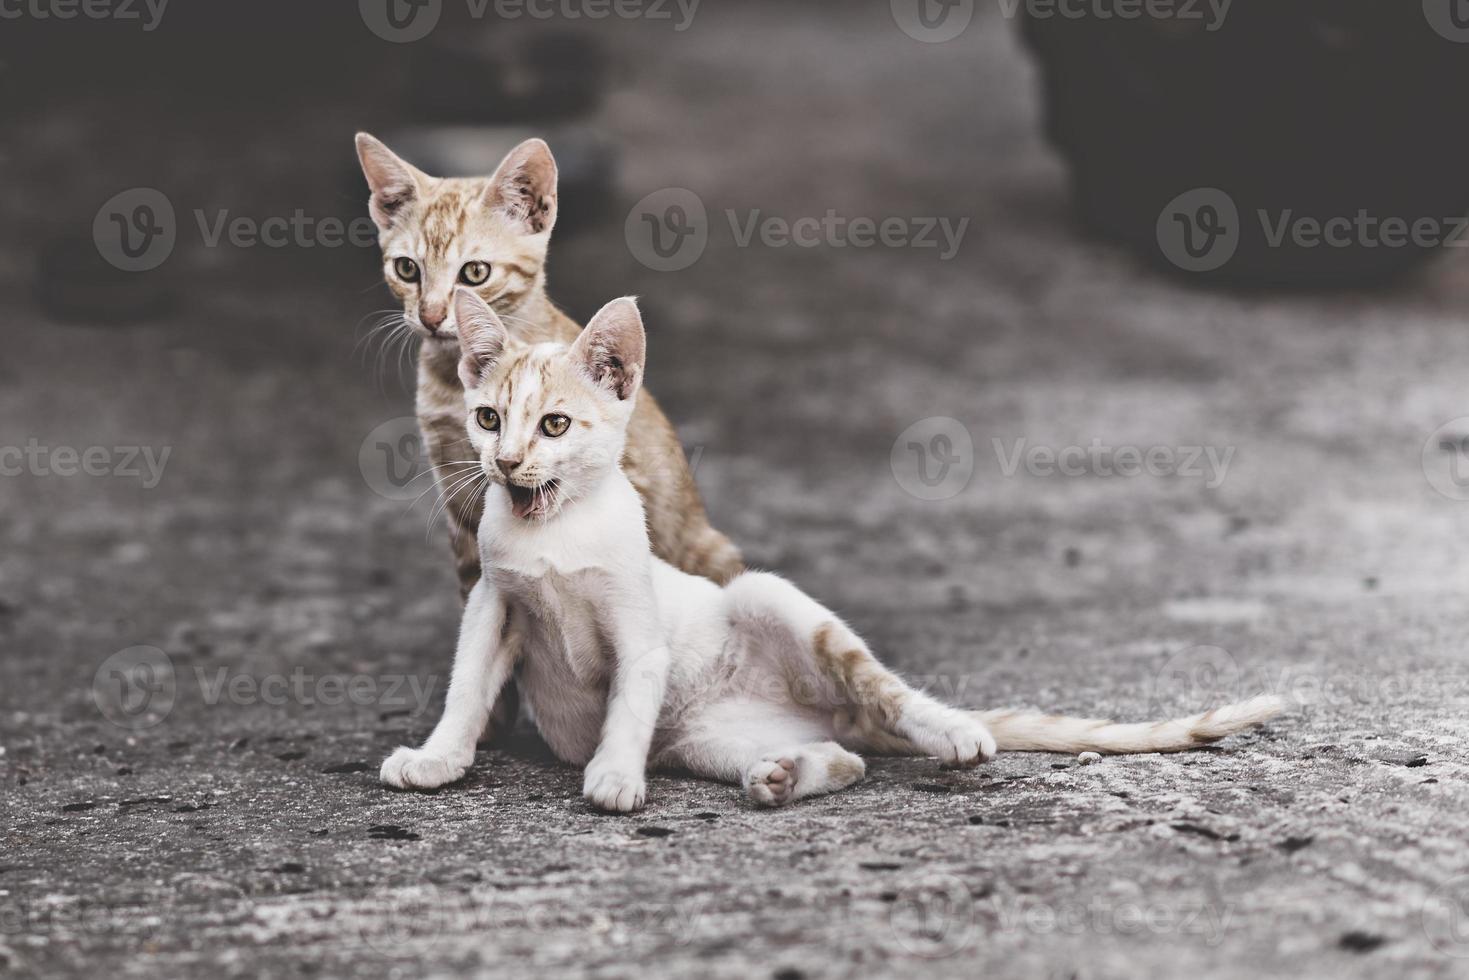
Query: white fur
974 693 1290 754
381 295 1287 810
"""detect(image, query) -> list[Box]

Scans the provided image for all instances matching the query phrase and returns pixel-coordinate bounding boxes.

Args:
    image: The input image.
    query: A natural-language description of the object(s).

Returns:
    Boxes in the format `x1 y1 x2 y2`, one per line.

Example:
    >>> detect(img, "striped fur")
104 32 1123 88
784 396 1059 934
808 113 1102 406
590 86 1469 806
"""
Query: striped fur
973 694 1289 754
357 134 744 599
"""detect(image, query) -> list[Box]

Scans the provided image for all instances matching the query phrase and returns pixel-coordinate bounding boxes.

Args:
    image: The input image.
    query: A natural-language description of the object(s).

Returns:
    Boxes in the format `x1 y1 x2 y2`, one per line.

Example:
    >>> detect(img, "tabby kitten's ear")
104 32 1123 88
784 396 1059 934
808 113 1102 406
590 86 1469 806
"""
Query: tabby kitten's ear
356 133 429 231
572 298 645 401
455 289 508 390
487 138 558 236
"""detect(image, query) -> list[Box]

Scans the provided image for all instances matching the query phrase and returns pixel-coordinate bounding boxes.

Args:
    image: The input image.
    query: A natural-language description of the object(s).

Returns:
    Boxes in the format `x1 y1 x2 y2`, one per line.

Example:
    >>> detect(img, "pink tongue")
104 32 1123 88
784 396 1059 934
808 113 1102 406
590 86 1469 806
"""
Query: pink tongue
509 485 537 519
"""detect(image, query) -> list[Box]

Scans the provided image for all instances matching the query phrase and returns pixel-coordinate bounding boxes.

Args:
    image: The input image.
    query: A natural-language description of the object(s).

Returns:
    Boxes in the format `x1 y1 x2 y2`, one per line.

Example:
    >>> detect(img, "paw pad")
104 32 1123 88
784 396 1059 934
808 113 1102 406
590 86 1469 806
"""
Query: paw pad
747 757 797 807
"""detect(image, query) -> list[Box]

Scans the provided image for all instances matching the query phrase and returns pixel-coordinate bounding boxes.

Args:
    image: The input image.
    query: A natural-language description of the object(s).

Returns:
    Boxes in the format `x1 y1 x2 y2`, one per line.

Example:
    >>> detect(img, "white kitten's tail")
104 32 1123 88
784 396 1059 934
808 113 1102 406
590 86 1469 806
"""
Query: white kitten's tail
971 694 1288 754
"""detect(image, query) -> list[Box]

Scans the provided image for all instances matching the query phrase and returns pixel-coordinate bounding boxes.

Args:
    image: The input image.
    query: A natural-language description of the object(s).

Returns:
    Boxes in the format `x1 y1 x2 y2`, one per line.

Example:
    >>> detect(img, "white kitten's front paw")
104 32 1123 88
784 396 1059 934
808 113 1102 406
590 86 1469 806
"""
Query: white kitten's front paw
582 762 647 813
936 719 997 768
380 746 469 791
909 716 997 768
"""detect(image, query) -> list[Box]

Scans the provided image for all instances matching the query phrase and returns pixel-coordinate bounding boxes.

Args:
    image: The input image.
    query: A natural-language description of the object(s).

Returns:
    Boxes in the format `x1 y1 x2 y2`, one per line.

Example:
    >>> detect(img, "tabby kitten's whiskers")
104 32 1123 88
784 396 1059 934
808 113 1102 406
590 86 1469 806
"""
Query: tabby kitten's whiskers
355 132 744 600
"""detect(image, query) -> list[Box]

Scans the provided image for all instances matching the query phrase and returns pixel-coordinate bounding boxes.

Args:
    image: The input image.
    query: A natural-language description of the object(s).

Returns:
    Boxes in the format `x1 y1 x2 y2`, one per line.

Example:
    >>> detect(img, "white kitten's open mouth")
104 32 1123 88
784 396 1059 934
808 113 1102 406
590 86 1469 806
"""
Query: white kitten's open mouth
506 480 559 520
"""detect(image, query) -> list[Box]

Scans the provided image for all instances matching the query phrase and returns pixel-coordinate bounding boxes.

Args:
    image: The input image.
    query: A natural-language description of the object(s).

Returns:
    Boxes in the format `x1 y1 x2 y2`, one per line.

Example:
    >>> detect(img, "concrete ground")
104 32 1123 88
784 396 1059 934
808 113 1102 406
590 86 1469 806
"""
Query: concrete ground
3 5 1469 979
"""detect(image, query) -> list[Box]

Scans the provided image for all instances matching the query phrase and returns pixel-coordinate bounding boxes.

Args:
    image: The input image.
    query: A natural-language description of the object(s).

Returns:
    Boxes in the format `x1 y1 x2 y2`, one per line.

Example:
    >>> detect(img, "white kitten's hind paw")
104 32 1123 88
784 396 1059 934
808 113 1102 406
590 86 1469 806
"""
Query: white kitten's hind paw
746 756 797 807
380 746 469 791
583 768 647 813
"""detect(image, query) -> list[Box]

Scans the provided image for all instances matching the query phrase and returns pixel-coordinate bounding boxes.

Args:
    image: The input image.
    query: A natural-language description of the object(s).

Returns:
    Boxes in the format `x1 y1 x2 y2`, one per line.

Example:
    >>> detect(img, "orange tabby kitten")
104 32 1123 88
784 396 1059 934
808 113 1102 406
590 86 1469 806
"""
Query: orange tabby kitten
355 134 743 598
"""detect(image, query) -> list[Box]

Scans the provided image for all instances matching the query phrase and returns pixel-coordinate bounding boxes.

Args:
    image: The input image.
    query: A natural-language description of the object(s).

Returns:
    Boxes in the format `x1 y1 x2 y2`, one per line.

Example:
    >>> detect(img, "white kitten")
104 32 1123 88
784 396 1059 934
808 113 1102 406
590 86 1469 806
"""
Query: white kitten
381 289 1286 810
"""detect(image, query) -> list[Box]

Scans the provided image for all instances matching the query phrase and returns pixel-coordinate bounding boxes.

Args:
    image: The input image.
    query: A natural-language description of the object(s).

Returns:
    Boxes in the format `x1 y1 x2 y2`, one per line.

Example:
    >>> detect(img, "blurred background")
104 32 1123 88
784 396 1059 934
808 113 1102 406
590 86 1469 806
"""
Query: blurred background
4 3 1469 978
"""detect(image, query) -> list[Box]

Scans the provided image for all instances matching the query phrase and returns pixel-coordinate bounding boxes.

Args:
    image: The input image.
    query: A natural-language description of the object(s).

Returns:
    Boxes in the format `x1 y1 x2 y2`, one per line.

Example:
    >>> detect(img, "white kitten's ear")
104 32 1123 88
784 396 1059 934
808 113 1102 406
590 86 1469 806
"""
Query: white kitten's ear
455 288 508 390
486 138 558 236
572 297 645 401
356 133 428 231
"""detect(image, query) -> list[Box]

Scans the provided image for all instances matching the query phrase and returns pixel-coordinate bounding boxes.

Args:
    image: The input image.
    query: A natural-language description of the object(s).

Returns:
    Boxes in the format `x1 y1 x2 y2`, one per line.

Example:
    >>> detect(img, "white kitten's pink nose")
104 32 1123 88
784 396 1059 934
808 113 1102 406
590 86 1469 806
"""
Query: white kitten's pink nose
496 455 523 478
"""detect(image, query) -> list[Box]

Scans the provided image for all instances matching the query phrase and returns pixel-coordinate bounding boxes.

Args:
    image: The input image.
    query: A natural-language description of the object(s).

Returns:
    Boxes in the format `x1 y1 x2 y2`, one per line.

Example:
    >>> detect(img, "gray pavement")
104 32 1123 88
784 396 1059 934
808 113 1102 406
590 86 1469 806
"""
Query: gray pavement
3 5 1469 979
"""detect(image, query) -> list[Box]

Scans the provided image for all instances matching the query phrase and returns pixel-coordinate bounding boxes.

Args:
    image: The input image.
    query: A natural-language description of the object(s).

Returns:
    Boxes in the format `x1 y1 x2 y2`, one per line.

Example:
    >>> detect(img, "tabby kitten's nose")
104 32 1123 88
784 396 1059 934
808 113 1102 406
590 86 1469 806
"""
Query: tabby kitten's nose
420 304 447 332
496 455 523 478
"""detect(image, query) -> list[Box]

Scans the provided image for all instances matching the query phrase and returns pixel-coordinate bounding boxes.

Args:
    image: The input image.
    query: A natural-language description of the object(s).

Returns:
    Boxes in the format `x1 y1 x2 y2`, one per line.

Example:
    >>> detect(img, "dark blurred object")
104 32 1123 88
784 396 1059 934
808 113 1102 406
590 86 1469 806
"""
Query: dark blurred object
1021 3 1469 286
357 29 617 240
36 237 174 325
0 1 370 104
408 32 610 124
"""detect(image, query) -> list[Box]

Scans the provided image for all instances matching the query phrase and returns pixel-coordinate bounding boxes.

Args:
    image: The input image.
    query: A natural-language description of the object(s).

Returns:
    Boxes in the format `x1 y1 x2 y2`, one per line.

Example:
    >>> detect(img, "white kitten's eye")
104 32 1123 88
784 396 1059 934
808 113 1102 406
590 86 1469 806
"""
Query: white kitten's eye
540 413 570 438
393 257 420 282
476 407 500 432
459 261 491 286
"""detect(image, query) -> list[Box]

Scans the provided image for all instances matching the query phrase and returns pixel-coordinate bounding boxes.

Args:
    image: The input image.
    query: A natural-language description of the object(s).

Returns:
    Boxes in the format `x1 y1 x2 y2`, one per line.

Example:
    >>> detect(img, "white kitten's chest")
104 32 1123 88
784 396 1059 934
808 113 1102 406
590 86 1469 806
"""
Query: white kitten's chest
495 566 615 766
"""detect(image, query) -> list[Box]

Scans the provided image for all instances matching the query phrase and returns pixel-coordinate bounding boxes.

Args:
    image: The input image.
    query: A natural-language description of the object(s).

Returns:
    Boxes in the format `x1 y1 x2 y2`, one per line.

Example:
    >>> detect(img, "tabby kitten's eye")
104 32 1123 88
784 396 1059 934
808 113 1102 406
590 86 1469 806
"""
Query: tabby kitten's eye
459 261 491 286
540 414 570 438
475 407 500 432
393 257 420 282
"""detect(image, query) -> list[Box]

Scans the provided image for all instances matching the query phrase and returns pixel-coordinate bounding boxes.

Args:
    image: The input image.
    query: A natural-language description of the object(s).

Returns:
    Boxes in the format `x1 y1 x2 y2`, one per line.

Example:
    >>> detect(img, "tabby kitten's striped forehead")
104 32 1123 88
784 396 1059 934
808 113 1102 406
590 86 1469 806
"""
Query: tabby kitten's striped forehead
356 133 558 341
